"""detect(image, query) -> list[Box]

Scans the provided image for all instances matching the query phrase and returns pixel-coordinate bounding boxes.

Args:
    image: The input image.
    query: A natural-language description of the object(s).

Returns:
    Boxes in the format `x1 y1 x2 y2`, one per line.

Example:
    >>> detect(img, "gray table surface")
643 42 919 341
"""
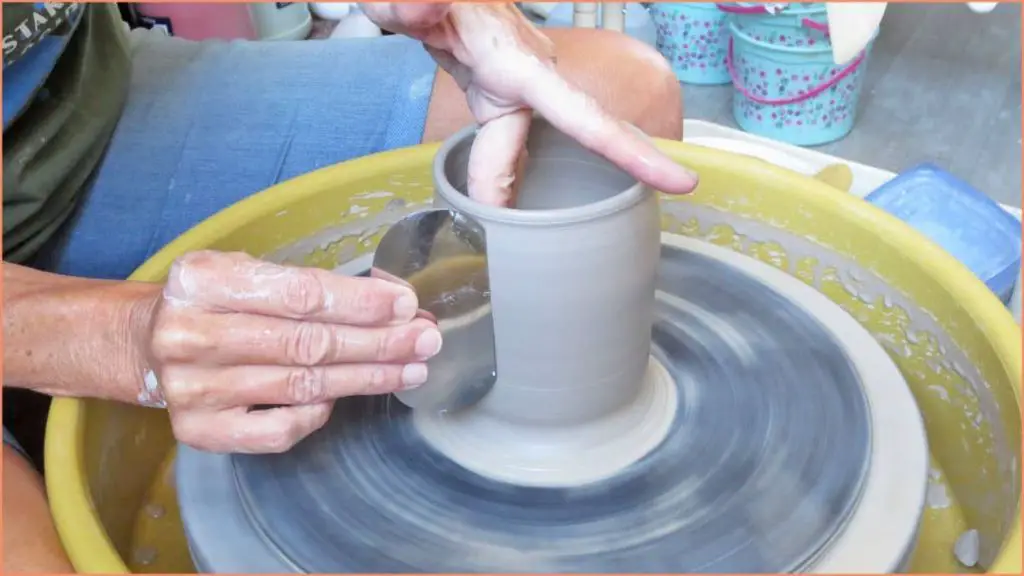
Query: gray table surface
683 3 1022 207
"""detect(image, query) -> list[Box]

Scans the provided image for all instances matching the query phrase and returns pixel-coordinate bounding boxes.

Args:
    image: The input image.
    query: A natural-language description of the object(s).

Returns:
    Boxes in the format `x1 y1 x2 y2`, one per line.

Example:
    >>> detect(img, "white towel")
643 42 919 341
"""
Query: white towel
825 3 888 65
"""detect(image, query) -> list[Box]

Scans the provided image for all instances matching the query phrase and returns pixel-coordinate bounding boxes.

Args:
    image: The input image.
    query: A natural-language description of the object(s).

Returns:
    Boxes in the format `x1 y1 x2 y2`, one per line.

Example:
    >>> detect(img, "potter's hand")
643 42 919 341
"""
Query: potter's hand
362 2 698 206
146 251 440 453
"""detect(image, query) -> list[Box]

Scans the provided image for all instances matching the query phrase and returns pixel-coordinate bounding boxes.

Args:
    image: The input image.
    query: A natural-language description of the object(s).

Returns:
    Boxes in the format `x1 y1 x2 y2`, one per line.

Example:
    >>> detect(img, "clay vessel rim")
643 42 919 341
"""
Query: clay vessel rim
433 123 650 227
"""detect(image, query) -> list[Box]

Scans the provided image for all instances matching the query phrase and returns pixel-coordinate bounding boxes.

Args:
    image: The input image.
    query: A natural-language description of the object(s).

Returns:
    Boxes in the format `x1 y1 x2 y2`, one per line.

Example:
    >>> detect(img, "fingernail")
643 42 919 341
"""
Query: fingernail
401 363 429 388
678 165 700 191
684 168 700 190
415 328 443 359
393 292 418 322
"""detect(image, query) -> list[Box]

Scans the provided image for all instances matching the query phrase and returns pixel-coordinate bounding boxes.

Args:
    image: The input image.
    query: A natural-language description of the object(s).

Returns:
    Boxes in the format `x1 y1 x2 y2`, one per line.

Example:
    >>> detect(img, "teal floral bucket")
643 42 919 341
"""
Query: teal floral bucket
649 3 731 85
726 22 875 146
718 2 829 47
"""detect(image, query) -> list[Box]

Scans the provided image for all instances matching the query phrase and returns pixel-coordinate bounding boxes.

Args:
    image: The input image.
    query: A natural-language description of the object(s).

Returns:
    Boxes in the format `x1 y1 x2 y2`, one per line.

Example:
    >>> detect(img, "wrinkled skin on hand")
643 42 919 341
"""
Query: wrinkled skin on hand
362 2 699 207
145 251 442 453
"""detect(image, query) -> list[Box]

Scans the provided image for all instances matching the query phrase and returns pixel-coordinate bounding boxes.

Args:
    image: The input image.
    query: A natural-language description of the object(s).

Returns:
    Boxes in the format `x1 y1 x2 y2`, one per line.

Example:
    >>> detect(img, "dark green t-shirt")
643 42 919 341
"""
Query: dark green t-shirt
3 3 131 264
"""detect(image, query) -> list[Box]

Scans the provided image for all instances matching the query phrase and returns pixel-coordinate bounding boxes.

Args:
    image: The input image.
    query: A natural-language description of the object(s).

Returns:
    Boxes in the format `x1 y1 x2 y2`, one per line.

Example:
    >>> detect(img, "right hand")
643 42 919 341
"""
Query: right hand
142 250 441 454
361 2 698 207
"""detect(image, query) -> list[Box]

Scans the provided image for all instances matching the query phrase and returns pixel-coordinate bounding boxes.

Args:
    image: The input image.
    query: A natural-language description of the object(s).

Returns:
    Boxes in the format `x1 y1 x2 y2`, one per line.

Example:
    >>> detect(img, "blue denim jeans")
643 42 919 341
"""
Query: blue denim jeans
38 30 437 280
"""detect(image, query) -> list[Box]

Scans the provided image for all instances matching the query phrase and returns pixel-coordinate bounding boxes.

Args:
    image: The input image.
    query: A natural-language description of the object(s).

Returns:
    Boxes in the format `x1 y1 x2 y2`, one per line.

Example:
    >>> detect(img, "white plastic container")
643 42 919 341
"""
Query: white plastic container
310 2 352 20
249 2 312 41
327 5 382 39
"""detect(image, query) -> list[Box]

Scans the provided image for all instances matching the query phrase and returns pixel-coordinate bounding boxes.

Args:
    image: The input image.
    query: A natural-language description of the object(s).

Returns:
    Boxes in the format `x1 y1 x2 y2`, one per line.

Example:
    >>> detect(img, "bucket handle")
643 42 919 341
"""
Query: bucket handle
716 3 830 36
725 37 866 106
800 18 830 34
716 3 776 15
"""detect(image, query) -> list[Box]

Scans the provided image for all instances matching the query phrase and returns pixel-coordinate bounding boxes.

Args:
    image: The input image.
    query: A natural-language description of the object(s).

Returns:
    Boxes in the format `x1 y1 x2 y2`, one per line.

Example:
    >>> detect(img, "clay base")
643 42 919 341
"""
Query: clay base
413 356 677 487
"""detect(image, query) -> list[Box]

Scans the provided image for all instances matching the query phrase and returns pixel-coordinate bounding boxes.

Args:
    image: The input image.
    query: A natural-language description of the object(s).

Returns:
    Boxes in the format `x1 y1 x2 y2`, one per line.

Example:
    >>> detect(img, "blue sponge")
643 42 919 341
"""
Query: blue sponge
865 163 1021 303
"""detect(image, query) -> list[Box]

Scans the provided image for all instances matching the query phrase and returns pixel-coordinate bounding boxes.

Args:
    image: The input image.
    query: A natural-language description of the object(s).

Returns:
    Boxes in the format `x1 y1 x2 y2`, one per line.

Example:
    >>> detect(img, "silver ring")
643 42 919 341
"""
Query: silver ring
140 369 167 409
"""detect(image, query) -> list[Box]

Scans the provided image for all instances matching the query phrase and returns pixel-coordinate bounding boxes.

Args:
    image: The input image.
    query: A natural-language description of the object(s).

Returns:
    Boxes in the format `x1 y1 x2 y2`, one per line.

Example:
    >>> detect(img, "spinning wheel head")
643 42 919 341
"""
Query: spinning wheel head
176 236 927 574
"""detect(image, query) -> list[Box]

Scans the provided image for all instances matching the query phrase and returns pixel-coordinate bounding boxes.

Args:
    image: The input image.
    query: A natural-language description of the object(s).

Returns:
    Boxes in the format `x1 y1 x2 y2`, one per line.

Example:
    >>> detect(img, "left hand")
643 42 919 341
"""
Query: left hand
362 2 699 207
144 251 441 453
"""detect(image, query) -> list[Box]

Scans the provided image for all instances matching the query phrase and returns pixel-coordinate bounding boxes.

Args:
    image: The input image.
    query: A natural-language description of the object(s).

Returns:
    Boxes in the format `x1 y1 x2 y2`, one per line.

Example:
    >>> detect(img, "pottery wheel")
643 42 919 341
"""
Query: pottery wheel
177 235 927 573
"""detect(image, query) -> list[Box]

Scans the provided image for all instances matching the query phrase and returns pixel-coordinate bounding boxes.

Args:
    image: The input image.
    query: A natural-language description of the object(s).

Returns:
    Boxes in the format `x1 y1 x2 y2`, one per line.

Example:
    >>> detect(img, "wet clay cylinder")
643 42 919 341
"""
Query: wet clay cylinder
422 118 676 487
433 118 659 424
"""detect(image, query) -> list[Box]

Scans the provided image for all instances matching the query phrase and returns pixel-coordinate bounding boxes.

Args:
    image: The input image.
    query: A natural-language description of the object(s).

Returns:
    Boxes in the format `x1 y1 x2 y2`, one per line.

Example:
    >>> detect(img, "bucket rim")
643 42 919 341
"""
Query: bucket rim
651 2 722 12
728 21 879 56
728 2 827 16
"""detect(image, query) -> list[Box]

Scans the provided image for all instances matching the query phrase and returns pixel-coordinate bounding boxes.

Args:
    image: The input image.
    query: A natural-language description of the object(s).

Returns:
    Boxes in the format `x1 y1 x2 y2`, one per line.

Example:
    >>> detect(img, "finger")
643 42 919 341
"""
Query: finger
172 404 333 454
168 363 429 409
369 268 436 322
522 68 699 195
165 251 420 325
156 314 442 366
467 110 532 206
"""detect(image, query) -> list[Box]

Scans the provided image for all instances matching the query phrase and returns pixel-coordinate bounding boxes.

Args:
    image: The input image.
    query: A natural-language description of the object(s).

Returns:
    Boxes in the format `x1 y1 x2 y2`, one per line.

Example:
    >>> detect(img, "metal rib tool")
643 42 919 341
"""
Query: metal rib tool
372 208 496 413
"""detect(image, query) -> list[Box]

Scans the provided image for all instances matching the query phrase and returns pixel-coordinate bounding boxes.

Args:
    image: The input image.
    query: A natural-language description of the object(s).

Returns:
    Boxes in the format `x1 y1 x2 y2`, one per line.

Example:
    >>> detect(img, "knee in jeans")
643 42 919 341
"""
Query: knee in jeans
550 28 683 140
603 33 682 140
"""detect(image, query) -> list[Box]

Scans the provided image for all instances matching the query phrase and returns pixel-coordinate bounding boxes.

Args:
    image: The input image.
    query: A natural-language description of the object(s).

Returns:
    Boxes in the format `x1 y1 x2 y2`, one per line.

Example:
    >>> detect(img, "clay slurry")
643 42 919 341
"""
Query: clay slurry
404 254 488 316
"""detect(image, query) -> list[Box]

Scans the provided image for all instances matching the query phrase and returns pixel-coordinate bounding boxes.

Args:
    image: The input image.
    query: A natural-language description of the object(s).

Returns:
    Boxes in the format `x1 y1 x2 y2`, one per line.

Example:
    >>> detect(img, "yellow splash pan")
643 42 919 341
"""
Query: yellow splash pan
45 141 1021 573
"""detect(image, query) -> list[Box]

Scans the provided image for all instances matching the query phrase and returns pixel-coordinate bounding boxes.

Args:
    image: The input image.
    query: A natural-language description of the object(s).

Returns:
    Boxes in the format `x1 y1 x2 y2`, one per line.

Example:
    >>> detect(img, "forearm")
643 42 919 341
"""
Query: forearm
2 262 160 404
